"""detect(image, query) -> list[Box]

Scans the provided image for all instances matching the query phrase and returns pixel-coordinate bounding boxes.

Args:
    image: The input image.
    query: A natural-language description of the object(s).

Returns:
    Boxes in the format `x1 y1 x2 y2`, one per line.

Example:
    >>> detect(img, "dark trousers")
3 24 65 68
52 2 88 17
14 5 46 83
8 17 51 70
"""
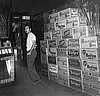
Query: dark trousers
27 50 40 81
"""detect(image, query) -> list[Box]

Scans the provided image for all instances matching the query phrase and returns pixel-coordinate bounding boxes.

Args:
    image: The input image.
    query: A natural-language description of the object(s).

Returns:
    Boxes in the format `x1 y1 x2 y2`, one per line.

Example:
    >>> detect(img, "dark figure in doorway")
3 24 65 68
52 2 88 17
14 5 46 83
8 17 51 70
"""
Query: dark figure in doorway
25 25 41 83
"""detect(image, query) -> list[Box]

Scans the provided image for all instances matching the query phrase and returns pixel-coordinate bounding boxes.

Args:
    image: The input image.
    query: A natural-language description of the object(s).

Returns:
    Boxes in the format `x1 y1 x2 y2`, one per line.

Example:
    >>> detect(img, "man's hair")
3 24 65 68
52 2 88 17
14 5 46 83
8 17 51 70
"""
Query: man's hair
25 24 31 28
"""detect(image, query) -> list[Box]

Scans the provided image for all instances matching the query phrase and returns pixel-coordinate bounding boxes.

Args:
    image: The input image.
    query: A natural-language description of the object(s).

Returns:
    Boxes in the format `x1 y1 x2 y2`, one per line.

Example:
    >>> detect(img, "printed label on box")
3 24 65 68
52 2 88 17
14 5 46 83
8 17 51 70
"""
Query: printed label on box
71 8 79 17
58 67 69 77
52 30 61 39
48 64 58 73
57 39 68 48
69 69 82 81
68 58 81 70
80 36 100 48
69 78 82 91
61 28 73 39
57 56 68 68
68 38 79 48
54 20 66 30
47 48 57 56
79 16 87 26
48 40 57 47
48 56 56 64
44 32 52 40
66 17 79 28
58 8 71 20
68 48 80 59
81 48 100 60
72 26 89 38
82 60 100 72
40 40 47 48
57 48 68 56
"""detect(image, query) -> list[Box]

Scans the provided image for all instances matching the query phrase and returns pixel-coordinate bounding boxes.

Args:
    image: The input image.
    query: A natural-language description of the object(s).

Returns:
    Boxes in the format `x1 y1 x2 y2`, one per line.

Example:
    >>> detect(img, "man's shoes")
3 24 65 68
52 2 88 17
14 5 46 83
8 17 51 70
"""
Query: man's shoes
33 79 41 84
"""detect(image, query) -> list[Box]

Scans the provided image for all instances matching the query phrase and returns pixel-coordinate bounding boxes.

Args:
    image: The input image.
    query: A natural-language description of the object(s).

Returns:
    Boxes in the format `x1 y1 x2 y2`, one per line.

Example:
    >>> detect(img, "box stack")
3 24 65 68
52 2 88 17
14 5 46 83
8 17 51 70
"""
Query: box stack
80 36 100 96
40 5 99 96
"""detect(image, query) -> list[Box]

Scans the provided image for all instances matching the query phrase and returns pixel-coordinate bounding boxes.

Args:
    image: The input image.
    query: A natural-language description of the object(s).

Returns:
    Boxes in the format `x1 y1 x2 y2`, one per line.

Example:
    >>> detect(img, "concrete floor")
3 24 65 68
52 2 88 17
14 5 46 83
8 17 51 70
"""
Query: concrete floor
0 60 91 96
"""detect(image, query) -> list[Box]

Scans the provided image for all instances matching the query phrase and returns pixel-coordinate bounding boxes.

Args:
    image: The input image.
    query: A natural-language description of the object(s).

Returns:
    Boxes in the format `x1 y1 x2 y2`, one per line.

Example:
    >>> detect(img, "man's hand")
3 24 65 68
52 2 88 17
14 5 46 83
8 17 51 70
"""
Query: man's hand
27 51 31 55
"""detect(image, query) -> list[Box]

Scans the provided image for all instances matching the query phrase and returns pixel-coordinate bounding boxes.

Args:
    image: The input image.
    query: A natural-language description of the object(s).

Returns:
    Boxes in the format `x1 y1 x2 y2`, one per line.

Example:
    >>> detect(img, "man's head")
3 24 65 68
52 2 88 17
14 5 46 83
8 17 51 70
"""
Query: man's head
25 25 31 34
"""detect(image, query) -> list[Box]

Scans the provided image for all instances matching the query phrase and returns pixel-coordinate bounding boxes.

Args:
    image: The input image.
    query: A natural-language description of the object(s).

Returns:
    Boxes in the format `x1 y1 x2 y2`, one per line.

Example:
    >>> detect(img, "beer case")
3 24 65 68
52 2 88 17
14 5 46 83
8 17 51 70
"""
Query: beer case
58 8 71 20
46 48 57 56
72 26 89 38
51 30 61 40
61 28 73 39
40 48 46 55
58 66 69 77
57 39 68 48
69 68 82 81
48 71 58 82
57 56 68 68
47 39 57 48
40 40 47 48
58 74 69 86
44 32 52 40
49 12 59 23
48 64 58 73
81 48 100 60
47 55 57 65
71 8 79 17
69 78 82 92
68 48 80 59
68 38 80 48
66 17 79 28
82 60 100 72
80 36 100 48
54 20 66 30
68 58 81 70
47 23 55 31
57 48 68 56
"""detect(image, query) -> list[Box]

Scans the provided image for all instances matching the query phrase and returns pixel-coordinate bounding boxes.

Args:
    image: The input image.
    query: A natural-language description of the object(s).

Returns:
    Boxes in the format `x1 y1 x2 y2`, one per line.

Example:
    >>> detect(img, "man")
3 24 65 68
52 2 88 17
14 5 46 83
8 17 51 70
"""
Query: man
25 25 41 83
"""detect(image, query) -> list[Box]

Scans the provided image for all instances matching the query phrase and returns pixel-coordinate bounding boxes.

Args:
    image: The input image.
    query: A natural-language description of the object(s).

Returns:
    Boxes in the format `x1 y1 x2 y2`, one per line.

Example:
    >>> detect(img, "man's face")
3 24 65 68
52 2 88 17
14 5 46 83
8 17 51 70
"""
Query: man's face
25 26 30 34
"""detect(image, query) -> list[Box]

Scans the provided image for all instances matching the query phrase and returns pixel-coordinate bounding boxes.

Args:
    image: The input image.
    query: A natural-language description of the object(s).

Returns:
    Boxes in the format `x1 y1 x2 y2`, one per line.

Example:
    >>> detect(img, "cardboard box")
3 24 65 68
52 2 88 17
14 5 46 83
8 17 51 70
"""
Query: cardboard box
83 85 100 96
71 8 79 17
48 64 58 73
79 16 87 26
82 74 100 84
58 8 71 20
82 60 100 72
81 48 100 60
44 32 52 40
68 38 80 48
80 36 100 48
46 48 57 56
68 58 81 70
66 17 79 28
51 30 61 40
57 56 68 68
58 66 69 77
40 40 47 48
54 20 66 30
69 68 82 81
40 48 46 55
47 23 55 31
57 48 68 56
48 71 58 82
72 26 89 38
47 56 57 65
49 12 59 23
61 28 73 39
47 39 57 47
69 78 82 91
68 48 80 59
57 39 68 48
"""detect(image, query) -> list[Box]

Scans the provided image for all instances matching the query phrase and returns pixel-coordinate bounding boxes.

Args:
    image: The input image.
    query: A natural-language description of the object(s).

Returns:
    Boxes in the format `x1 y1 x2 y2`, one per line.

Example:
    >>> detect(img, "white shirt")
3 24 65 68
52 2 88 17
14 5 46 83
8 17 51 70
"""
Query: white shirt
26 32 36 51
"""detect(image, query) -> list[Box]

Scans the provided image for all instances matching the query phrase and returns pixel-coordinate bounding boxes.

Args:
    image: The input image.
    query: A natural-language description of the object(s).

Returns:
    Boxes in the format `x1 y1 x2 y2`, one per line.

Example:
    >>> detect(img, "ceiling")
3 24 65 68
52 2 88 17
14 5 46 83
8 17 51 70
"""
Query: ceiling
12 0 71 15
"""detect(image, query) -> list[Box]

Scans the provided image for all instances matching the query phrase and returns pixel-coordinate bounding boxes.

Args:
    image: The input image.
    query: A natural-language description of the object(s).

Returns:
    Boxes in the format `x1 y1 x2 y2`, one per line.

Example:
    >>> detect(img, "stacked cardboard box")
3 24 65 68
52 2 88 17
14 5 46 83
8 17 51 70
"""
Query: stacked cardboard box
40 6 99 96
